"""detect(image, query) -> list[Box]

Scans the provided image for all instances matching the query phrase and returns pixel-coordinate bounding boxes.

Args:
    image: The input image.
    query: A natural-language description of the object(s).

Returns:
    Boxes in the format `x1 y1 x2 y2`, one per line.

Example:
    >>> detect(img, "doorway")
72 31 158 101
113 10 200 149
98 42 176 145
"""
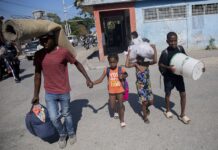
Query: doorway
100 10 131 55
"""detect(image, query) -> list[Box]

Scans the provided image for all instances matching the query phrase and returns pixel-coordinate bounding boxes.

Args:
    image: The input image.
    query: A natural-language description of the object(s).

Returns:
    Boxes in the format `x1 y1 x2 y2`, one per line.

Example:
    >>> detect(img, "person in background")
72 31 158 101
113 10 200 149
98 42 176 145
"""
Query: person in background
4 41 21 82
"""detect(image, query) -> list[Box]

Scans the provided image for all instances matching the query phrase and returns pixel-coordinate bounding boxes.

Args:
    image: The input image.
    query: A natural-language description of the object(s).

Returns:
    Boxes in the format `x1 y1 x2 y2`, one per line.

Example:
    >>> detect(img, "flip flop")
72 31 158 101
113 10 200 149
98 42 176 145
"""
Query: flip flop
120 122 126 128
179 116 191 124
164 111 173 119
144 118 150 124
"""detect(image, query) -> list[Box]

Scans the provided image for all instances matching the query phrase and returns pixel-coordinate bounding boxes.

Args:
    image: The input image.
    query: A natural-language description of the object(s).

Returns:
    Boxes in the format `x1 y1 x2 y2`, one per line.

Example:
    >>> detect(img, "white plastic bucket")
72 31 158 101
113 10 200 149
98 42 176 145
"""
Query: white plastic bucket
170 53 204 80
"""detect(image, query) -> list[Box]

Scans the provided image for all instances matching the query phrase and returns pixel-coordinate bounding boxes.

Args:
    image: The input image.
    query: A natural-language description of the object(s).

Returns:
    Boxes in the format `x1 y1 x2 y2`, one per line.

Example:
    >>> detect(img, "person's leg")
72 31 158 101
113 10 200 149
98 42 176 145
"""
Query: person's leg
59 93 75 136
165 92 171 113
175 76 187 117
179 92 186 117
114 100 119 119
13 60 20 81
117 93 125 124
45 93 67 136
164 77 174 113
141 100 149 122
45 92 67 148
109 94 116 114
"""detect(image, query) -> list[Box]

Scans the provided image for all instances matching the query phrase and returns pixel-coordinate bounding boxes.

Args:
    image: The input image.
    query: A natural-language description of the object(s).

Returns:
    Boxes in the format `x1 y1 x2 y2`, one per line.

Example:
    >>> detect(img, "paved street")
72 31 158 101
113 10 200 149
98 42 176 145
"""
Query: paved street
0 47 218 150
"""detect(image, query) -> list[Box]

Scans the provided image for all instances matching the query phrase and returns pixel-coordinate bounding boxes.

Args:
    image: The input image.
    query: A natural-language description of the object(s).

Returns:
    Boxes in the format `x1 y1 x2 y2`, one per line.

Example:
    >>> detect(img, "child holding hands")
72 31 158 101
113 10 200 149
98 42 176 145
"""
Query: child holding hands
93 54 128 127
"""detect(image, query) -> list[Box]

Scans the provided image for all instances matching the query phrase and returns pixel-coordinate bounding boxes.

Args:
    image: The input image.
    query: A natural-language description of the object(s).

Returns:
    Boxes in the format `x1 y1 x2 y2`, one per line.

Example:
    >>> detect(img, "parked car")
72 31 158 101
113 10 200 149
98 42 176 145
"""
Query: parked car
24 40 41 60
68 35 78 47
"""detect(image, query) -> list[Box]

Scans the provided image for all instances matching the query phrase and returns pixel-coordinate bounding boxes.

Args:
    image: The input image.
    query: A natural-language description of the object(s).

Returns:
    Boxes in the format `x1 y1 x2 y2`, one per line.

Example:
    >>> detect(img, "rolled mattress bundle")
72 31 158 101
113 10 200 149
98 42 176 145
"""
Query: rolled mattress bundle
2 19 76 57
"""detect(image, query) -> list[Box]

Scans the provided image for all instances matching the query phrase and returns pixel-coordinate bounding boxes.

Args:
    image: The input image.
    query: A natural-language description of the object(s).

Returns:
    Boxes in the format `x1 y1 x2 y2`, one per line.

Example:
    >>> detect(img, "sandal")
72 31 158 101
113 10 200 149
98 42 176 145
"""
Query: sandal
164 111 173 119
179 115 191 124
144 118 150 124
120 122 126 128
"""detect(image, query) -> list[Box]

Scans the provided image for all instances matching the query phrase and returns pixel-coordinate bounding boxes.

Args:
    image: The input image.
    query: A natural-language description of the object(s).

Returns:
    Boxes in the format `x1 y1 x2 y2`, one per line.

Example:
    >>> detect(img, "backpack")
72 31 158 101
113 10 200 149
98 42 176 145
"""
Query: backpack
25 104 59 143
106 66 129 101
159 45 185 76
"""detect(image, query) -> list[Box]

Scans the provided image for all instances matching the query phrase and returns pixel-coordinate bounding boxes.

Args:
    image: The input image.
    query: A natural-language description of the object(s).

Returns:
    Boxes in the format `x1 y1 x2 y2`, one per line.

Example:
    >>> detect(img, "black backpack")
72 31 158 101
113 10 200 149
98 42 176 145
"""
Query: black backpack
158 45 185 76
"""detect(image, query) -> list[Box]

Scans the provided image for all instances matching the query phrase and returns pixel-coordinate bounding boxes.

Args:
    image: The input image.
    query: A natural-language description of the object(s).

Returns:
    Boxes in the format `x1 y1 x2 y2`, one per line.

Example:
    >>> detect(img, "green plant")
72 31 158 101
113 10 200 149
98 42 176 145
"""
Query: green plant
206 38 216 50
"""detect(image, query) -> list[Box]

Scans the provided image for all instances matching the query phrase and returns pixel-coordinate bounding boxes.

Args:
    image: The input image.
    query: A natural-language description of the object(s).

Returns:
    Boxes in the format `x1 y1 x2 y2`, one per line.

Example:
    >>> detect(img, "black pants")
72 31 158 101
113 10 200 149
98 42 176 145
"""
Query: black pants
164 75 185 95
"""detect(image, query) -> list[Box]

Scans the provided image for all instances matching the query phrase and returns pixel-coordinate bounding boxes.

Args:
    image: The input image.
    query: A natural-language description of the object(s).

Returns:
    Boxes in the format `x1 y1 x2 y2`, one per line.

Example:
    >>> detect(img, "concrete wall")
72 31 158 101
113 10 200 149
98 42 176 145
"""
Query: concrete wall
135 0 218 52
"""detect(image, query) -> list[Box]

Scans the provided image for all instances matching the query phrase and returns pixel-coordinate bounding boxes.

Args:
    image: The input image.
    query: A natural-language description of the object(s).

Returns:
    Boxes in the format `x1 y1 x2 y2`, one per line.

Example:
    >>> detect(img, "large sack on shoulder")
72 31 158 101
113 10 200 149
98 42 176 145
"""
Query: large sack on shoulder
25 104 59 143
129 42 154 62
2 19 76 57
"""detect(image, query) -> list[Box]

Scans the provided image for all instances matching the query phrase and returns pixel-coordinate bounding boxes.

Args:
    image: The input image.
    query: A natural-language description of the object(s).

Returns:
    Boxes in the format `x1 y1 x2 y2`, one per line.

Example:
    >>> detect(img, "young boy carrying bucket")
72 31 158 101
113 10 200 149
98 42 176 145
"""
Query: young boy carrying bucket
158 32 205 124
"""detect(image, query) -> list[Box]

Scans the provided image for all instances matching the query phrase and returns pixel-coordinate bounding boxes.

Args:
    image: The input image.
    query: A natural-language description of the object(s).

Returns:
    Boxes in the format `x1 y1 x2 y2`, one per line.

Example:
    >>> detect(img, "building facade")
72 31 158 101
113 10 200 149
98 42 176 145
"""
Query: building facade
81 0 218 60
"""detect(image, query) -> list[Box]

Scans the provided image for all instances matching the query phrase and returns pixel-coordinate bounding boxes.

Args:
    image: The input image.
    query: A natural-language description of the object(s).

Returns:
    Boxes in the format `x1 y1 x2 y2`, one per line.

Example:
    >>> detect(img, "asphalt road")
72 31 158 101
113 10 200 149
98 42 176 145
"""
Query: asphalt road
0 49 218 150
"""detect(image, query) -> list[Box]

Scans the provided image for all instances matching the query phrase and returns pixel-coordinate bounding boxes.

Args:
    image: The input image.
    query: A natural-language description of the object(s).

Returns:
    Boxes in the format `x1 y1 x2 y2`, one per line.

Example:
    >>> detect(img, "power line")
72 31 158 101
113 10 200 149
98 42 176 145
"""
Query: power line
0 0 63 14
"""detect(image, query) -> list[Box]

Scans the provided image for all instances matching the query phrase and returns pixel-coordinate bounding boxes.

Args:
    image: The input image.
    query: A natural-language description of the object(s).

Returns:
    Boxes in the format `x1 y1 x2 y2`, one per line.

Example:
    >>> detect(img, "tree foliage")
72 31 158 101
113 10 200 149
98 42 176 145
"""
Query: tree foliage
47 13 61 24
68 16 95 36
46 12 94 36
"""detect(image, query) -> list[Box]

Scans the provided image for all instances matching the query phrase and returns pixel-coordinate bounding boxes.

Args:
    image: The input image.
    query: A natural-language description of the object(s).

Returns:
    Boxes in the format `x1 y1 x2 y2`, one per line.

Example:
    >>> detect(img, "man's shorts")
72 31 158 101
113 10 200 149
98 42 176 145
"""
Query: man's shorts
164 75 185 95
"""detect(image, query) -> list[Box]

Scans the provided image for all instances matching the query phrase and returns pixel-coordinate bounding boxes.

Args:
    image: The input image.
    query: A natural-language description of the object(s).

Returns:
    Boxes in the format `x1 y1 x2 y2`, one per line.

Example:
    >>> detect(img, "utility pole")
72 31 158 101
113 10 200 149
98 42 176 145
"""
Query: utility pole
62 0 73 36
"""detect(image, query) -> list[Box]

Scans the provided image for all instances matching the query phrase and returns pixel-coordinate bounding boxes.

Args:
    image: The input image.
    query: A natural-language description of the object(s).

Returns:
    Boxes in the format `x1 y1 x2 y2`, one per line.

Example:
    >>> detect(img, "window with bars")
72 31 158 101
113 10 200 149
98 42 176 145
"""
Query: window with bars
144 5 186 21
206 3 218 14
192 3 218 16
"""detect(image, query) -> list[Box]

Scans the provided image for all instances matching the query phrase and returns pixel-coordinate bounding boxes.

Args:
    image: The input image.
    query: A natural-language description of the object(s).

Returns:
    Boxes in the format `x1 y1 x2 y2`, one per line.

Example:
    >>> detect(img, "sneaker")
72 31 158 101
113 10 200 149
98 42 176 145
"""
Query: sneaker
68 134 77 145
15 78 20 83
114 113 119 119
58 136 67 149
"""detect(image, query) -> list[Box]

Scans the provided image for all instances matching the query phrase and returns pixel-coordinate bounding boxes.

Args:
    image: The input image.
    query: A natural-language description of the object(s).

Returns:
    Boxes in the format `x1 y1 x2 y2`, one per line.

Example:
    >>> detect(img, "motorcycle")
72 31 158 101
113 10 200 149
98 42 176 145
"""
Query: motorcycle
82 35 98 50
0 56 12 81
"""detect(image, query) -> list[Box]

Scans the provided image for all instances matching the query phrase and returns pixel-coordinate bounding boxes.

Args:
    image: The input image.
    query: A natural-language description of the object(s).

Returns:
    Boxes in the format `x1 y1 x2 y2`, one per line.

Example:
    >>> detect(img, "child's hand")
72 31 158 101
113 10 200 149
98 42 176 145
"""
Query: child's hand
169 65 176 73
32 96 39 104
119 74 124 80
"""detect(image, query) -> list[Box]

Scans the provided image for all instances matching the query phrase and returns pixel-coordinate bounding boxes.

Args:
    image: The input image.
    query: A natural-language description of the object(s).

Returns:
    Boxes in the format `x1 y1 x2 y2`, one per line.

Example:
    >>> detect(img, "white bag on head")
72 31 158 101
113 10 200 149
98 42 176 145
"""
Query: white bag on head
128 36 154 62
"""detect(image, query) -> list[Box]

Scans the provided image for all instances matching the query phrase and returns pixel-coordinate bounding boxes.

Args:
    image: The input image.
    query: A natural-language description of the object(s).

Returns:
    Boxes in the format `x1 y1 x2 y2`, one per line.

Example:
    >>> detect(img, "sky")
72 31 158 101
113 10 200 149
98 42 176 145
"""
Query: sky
0 0 80 20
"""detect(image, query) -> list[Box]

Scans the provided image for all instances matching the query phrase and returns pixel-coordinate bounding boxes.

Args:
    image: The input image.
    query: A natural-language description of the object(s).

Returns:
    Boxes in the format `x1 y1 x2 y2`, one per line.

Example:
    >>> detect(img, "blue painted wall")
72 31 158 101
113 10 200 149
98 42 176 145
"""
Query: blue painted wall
135 0 218 52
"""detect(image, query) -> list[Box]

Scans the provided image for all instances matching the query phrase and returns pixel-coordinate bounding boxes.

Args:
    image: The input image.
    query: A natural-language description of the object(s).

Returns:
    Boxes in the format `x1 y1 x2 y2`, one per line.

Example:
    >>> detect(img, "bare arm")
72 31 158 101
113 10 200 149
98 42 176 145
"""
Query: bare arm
74 60 93 88
125 50 145 72
93 71 106 85
149 44 157 65
125 50 136 68
159 63 176 73
32 65 41 104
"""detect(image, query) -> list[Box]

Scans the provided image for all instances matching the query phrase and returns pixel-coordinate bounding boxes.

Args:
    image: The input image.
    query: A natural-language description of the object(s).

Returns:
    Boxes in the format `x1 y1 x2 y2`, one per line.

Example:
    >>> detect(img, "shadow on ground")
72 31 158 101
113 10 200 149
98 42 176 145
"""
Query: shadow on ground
87 50 99 59
20 68 25 74
20 73 34 80
128 93 178 119
128 93 143 119
70 99 97 132
153 94 178 117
